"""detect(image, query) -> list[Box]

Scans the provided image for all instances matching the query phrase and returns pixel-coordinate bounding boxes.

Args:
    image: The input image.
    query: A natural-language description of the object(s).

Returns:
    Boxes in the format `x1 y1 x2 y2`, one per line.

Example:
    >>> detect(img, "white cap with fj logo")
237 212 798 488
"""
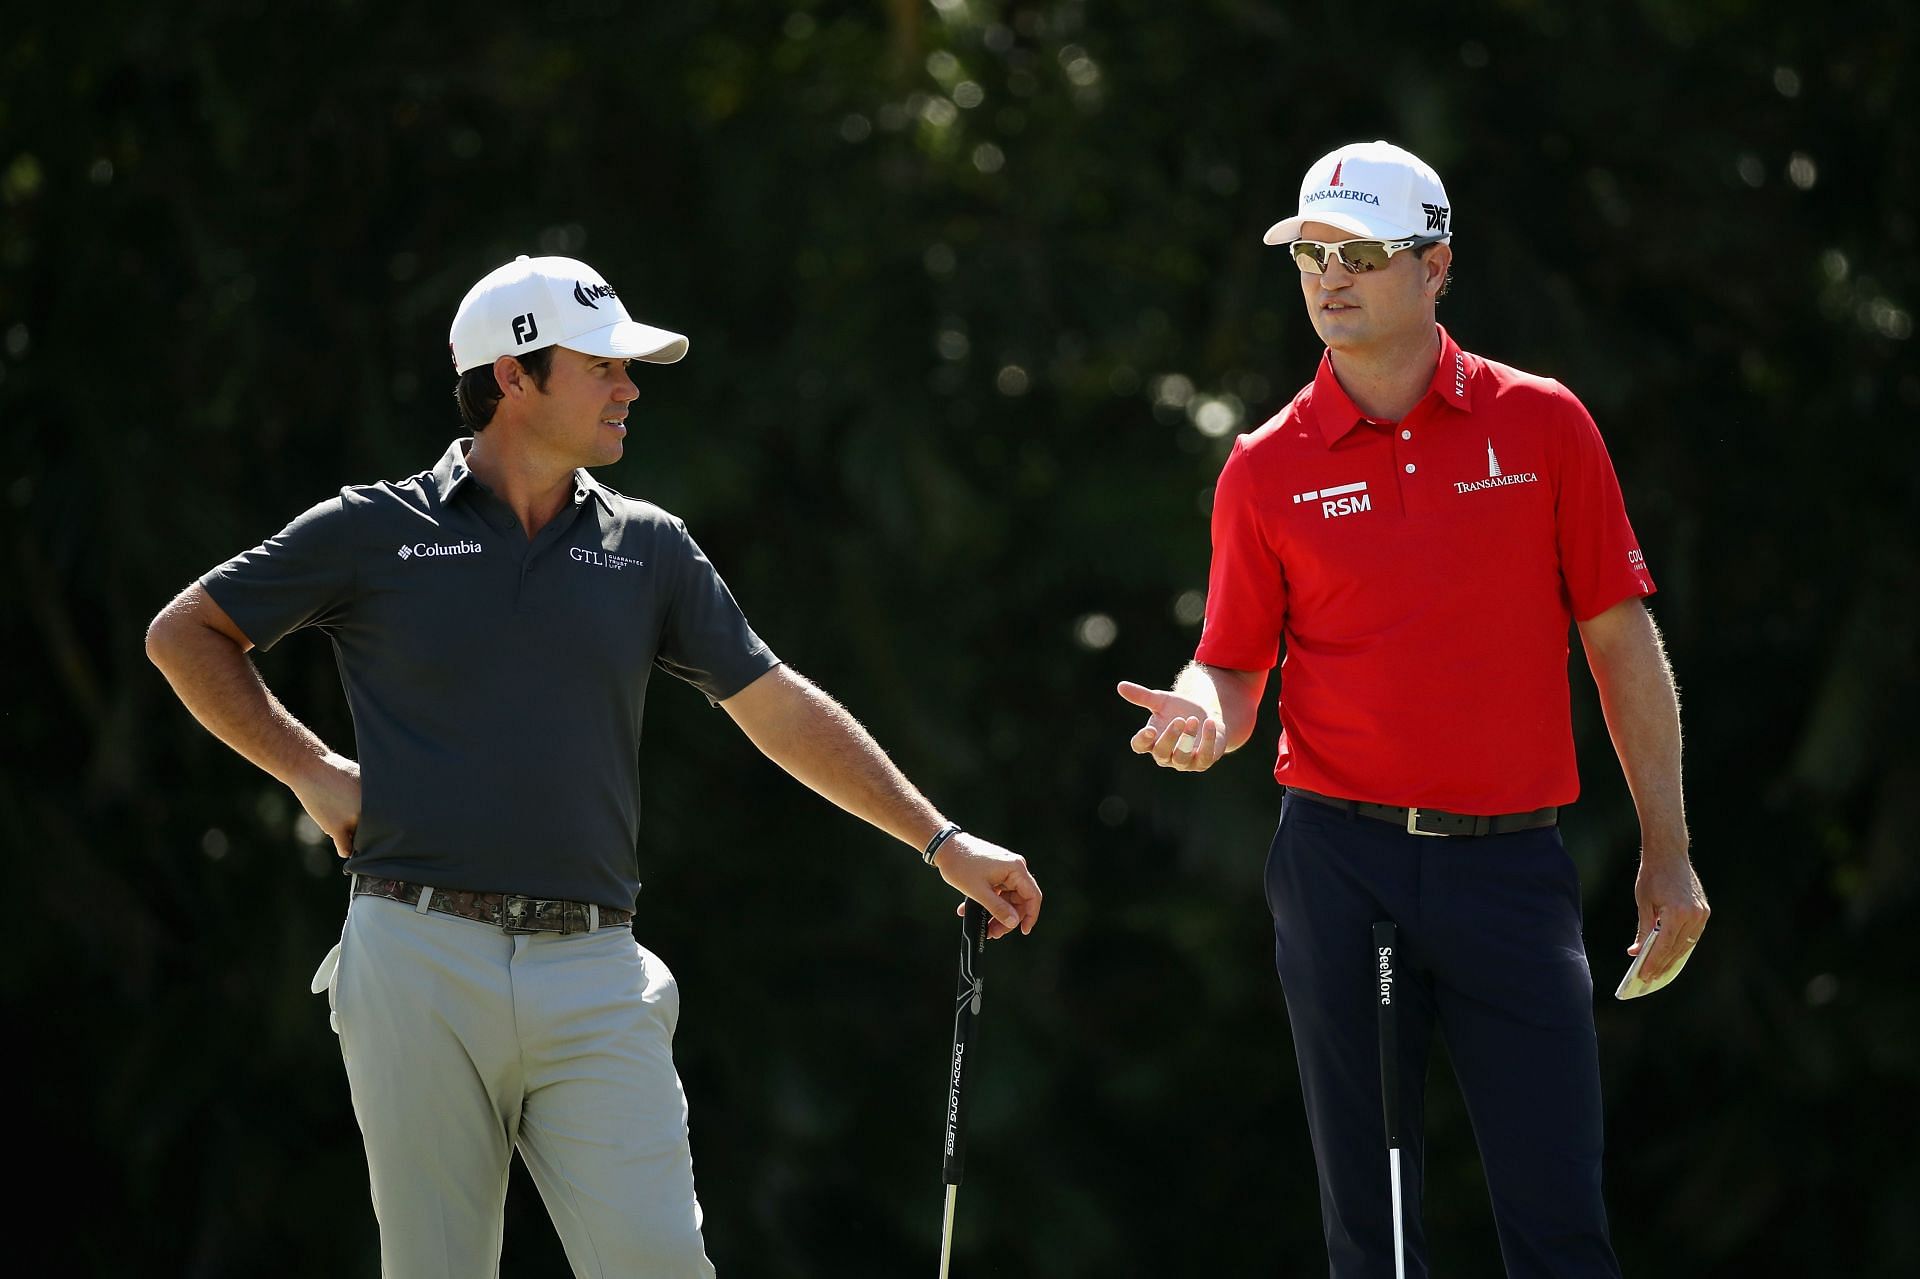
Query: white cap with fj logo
448 254 689 374
1264 141 1453 246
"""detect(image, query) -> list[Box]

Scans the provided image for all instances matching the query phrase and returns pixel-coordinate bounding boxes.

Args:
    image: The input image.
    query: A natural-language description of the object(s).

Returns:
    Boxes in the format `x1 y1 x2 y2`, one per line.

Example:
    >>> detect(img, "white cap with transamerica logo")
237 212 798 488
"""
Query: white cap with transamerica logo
448 254 689 374
1264 141 1453 246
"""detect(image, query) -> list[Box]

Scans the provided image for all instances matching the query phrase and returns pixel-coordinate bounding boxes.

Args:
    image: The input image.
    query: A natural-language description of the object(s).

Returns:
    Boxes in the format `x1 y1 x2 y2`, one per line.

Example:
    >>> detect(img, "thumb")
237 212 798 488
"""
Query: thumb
1116 680 1165 712
1630 906 1655 956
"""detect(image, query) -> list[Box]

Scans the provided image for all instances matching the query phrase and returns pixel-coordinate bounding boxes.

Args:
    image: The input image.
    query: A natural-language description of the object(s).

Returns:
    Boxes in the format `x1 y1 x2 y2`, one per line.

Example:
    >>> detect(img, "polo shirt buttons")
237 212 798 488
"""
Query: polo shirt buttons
1405 463 1416 474
1401 429 1412 440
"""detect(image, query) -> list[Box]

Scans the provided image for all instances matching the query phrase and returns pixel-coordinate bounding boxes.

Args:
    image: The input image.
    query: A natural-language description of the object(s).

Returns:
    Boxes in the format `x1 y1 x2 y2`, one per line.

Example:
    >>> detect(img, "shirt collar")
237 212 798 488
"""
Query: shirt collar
431 438 615 514
1305 324 1476 446
432 438 478 502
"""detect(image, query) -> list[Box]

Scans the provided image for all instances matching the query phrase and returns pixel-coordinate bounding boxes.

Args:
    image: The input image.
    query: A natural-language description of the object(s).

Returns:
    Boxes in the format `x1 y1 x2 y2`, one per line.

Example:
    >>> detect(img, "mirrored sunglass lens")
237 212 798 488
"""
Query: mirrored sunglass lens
1339 242 1392 272
1291 243 1328 273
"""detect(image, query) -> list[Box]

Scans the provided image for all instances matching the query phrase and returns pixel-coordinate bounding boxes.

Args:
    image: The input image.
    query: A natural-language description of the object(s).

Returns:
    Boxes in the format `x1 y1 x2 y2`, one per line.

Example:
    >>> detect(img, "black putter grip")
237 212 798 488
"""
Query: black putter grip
942 900 988 1186
1373 921 1400 1148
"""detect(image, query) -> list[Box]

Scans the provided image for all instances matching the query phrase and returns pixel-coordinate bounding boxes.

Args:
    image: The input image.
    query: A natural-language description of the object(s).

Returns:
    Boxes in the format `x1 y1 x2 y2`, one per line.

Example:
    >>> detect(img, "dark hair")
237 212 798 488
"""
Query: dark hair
454 346 557 430
1415 241 1453 301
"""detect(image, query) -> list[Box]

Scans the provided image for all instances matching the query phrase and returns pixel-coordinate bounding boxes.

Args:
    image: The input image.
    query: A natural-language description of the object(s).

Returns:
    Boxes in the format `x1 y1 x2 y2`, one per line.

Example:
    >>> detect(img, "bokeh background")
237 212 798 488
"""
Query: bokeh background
5 1 1916 1274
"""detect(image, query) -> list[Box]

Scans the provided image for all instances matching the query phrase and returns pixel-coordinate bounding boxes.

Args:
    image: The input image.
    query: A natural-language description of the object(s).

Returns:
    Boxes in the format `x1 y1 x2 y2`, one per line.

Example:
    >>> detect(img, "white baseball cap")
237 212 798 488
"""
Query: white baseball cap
1263 141 1453 245
448 254 689 374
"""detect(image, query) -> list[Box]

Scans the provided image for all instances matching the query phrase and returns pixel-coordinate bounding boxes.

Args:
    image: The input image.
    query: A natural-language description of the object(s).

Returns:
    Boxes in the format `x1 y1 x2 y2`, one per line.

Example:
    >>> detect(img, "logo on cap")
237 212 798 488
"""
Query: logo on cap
1329 161 1344 187
511 313 539 345
1423 202 1451 233
573 281 618 309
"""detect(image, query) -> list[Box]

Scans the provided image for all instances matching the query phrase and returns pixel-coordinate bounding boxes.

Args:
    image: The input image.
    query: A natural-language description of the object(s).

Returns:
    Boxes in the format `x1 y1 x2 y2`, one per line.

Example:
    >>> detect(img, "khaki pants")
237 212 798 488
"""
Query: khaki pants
315 892 715 1278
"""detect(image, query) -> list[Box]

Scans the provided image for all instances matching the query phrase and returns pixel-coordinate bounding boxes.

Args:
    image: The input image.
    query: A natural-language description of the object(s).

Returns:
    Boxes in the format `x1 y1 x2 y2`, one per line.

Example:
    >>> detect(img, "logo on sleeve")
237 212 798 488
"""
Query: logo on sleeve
1293 481 1371 519
1454 441 1538 494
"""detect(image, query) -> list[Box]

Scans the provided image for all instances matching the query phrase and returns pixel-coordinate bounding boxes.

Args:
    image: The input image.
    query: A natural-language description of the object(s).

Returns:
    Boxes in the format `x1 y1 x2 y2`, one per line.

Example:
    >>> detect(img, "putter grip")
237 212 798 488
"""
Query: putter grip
1373 921 1400 1148
942 901 988 1186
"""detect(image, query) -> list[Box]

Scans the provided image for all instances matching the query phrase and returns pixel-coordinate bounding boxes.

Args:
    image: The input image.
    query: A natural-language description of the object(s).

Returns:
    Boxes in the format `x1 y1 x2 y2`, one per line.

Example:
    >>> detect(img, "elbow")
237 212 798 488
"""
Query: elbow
144 611 179 671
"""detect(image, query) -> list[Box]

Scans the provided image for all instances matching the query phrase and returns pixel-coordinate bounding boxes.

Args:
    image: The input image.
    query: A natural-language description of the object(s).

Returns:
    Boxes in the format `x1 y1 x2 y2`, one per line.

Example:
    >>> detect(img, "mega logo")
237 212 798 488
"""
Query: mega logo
573 281 618 309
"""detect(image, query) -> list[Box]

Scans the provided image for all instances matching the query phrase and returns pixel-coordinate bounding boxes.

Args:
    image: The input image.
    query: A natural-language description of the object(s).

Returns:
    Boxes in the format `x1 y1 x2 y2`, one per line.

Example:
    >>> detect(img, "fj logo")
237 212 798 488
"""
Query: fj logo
511 313 539 345
1293 481 1371 519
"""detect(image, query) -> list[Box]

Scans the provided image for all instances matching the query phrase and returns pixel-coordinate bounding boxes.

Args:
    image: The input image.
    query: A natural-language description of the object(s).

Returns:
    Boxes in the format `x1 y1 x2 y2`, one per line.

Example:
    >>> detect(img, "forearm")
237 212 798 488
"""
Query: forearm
723 666 944 849
146 613 338 788
1172 661 1267 751
1581 606 1688 857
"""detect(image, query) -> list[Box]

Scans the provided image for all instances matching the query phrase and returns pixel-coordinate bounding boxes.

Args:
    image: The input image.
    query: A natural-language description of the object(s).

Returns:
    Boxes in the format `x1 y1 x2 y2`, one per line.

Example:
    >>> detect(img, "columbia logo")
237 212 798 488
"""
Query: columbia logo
397 540 483 560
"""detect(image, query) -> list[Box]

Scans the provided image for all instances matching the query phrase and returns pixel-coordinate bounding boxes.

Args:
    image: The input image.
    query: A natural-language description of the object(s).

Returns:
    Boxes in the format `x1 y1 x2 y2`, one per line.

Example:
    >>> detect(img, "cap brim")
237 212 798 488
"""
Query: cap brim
1263 210 1422 245
566 319 690 364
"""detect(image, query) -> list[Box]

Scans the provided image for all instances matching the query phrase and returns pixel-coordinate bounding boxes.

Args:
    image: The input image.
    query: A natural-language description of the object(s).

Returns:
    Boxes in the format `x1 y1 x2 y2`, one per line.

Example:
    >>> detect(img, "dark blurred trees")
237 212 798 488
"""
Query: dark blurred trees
3 1 1914 1274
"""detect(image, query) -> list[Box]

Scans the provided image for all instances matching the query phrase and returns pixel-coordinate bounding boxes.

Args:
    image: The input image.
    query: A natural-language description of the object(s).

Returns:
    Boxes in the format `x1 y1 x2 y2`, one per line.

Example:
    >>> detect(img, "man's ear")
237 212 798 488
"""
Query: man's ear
493 353 530 400
1423 244 1453 299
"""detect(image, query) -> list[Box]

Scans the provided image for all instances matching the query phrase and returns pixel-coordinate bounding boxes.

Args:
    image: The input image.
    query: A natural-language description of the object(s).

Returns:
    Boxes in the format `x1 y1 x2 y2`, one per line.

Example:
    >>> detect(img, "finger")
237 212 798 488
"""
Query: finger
1192 718 1221 770
1643 907 1707 979
1629 902 1656 956
1002 867 1042 935
1130 724 1160 755
1116 681 1166 712
1151 717 1198 766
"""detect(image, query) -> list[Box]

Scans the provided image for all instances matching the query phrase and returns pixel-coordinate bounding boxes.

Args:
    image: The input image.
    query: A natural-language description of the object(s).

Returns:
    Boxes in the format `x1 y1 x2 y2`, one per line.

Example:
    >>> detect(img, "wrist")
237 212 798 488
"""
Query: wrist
921 821 962 867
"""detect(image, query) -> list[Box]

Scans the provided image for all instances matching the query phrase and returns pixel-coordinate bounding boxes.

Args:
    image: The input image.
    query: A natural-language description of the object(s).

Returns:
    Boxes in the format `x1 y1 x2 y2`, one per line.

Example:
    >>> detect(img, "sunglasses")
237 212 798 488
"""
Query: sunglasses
1290 235 1443 275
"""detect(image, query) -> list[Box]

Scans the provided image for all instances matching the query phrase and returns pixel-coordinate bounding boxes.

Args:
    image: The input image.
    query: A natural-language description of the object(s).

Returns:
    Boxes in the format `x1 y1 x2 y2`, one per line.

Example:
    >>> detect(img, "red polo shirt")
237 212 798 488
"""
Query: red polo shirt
1194 326 1654 813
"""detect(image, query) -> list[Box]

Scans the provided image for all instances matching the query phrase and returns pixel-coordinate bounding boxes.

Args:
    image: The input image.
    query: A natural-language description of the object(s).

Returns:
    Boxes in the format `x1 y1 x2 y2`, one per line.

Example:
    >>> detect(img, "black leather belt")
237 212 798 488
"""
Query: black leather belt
1285 787 1558 837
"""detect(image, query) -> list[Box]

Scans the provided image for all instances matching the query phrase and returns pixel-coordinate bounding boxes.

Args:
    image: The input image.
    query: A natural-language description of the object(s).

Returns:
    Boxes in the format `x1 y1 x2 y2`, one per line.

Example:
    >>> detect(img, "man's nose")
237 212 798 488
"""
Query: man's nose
1318 258 1356 288
613 372 638 402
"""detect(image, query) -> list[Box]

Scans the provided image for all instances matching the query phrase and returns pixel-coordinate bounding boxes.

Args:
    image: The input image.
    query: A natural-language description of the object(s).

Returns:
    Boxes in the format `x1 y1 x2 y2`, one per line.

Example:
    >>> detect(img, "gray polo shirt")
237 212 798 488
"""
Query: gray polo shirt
201 438 779 908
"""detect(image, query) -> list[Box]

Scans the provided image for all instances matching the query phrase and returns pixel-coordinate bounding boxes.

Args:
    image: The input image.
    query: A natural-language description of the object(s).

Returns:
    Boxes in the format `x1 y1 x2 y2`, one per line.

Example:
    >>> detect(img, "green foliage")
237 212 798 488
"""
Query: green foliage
4 0 1914 1273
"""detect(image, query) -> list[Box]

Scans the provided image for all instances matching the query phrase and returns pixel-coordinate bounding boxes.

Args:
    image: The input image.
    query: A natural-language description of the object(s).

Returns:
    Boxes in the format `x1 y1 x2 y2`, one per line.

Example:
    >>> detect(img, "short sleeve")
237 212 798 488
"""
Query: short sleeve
1551 385 1656 621
1193 438 1288 671
653 521 780 701
199 496 358 651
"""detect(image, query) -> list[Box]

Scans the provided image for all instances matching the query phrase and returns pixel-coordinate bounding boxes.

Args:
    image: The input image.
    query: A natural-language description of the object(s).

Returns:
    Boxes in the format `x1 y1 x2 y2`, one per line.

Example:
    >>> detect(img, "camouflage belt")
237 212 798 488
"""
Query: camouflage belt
351 877 632 935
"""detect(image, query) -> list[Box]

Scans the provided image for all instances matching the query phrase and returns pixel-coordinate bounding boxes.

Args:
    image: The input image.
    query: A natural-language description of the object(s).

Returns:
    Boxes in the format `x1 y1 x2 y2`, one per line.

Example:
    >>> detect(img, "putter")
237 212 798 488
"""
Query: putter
938 901 988 1279
1373 921 1406 1279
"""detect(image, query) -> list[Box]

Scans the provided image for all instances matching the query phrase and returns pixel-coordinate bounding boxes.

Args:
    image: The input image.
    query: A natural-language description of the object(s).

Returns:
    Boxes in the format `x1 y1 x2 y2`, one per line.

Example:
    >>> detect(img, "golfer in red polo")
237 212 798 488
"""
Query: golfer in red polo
1119 141 1709 1278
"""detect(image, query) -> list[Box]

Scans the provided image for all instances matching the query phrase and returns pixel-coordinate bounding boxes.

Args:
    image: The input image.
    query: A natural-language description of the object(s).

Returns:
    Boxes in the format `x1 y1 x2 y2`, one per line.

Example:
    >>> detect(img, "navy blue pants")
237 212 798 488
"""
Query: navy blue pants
1266 792 1622 1279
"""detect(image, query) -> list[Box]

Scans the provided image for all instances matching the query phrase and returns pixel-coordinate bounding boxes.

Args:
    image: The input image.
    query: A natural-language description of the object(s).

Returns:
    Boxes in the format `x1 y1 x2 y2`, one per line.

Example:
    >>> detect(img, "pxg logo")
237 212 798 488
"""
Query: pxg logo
1422 202 1451 234
511 312 539 345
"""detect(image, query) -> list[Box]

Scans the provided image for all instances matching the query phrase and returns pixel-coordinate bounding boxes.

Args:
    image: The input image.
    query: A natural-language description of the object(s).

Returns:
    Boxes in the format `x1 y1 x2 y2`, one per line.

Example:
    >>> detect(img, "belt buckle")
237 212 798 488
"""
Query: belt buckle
502 895 587 935
1405 808 1446 837
501 894 541 934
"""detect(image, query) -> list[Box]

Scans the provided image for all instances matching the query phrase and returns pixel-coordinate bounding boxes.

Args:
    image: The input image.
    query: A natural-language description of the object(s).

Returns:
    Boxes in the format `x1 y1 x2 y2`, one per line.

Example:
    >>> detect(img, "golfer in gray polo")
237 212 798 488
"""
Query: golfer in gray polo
145 254 1042 1277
